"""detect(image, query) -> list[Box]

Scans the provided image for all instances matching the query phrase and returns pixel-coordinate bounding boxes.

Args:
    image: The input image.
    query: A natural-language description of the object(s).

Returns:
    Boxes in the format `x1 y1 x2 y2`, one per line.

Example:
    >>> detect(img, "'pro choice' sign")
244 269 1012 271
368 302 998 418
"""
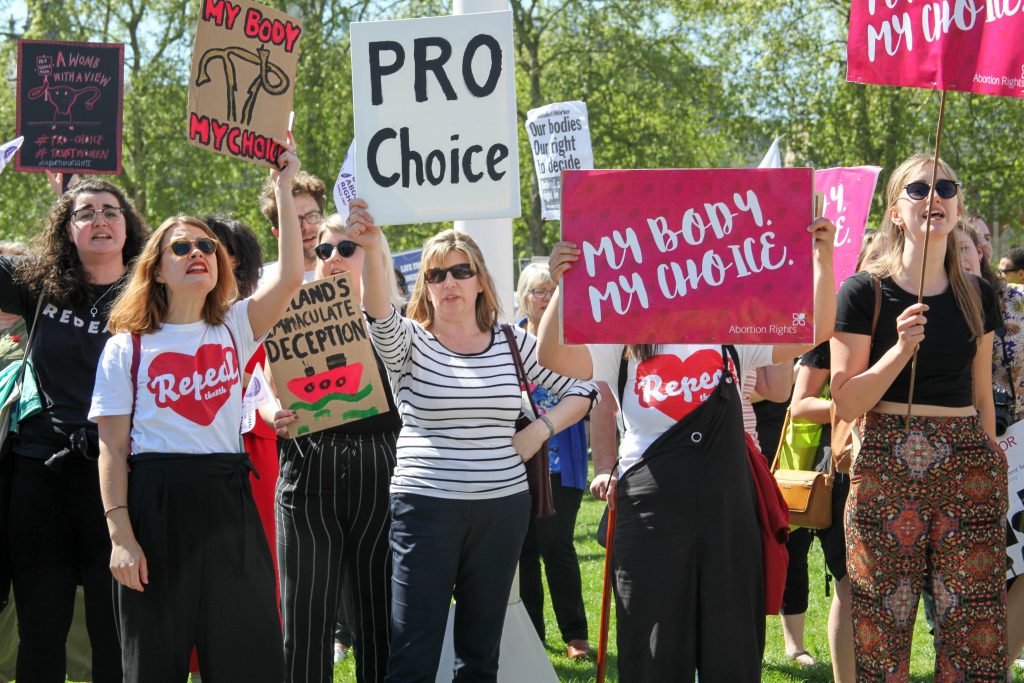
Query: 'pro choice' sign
351 11 520 225
560 169 815 345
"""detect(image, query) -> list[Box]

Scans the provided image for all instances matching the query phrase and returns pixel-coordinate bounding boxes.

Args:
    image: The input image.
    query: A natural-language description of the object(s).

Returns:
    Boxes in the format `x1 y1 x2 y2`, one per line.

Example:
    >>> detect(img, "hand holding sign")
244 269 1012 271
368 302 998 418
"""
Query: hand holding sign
345 199 383 253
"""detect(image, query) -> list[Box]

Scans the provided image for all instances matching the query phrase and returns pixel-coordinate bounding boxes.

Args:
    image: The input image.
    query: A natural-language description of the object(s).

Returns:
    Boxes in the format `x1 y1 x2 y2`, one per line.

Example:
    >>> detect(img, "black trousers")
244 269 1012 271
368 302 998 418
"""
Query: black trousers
519 472 588 643
6 454 121 683
277 430 397 683
613 375 764 682
116 452 282 683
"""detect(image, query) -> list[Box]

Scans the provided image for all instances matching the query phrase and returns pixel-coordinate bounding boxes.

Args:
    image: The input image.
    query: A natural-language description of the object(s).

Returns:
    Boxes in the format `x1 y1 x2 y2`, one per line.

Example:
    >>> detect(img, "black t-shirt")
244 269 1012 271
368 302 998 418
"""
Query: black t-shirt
834 271 999 407
0 257 124 458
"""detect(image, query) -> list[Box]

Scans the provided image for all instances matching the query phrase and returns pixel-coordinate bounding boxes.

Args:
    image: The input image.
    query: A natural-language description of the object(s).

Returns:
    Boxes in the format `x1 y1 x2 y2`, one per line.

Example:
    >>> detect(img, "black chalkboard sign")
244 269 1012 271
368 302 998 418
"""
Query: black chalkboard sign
15 40 125 175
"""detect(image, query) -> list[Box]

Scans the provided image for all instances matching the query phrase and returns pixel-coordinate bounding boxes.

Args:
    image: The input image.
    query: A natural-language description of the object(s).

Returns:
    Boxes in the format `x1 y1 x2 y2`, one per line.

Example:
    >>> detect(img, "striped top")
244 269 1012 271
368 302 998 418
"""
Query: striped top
368 307 598 500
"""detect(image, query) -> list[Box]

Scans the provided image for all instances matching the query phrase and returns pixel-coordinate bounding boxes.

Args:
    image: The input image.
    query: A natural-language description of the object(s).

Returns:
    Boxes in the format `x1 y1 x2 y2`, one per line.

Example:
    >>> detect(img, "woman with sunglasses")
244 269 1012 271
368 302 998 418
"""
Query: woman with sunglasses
88 146 304 683
0 180 147 683
267 213 402 683
344 199 598 681
831 155 1005 679
513 262 593 660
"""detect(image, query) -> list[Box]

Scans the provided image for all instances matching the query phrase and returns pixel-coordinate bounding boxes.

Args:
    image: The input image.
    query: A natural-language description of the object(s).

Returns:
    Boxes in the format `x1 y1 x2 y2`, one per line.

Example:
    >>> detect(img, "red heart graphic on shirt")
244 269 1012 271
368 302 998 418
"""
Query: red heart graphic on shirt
634 350 732 422
146 344 239 426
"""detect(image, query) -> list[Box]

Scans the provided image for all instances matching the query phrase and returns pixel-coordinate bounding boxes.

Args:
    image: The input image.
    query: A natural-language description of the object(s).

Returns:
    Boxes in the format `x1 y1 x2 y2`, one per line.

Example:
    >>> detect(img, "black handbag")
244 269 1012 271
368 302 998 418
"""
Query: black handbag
500 325 554 519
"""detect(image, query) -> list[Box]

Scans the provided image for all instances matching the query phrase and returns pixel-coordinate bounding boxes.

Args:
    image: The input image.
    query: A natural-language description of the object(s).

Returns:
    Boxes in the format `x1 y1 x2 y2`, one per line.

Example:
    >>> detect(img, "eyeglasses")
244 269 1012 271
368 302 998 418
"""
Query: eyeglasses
165 238 218 257
528 288 555 299
298 211 324 226
424 264 476 284
70 206 124 223
314 240 358 261
1000 267 1021 275
904 179 961 200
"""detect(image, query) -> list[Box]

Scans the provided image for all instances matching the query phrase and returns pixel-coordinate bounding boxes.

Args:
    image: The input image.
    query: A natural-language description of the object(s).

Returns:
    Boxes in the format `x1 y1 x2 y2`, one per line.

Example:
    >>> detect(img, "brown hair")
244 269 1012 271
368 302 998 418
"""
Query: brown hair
258 171 325 229
862 153 984 340
108 216 237 334
13 180 148 306
407 229 501 332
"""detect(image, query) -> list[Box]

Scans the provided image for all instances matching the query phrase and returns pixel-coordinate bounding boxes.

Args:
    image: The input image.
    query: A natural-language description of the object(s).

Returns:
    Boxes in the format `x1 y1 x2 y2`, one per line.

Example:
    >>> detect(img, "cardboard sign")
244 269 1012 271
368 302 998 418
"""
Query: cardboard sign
848 2 1024 98
15 40 124 174
815 166 882 290
187 0 303 167
350 11 520 225
263 274 390 437
560 168 815 345
525 101 594 221
999 421 1024 579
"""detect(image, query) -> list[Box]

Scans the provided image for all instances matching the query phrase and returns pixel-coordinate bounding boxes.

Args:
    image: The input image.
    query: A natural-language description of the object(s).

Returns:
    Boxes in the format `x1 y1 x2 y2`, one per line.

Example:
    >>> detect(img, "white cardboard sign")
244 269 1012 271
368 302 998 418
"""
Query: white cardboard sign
350 11 520 225
525 101 593 221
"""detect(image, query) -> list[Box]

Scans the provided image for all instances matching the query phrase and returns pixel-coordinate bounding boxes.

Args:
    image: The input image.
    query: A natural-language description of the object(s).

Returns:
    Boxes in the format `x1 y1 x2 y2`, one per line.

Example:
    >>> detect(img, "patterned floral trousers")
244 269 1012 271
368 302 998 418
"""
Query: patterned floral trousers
846 413 1008 682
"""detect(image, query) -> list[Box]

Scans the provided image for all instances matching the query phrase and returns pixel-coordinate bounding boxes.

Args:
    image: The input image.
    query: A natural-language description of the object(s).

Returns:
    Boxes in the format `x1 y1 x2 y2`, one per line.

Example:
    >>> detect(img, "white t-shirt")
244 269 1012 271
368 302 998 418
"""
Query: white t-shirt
257 261 316 291
89 300 262 454
588 343 773 474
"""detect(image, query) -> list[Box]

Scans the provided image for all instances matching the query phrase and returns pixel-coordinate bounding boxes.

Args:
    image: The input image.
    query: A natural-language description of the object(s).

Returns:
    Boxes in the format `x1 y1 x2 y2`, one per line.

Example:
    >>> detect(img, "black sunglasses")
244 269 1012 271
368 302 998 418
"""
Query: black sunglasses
314 240 358 261
904 179 961 200
424 263 476 284
166 238 218 257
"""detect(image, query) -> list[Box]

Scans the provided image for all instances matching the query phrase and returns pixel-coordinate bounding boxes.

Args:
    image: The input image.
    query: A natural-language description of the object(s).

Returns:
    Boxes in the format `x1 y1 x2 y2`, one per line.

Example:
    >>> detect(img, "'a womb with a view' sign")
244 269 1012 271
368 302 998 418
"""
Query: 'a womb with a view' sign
560 169 815 345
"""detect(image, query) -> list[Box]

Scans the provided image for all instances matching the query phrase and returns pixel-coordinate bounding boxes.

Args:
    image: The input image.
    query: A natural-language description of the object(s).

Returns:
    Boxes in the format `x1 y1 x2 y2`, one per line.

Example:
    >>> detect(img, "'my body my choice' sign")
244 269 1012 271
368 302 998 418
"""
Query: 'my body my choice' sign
350 11 520 225
560 169 815 345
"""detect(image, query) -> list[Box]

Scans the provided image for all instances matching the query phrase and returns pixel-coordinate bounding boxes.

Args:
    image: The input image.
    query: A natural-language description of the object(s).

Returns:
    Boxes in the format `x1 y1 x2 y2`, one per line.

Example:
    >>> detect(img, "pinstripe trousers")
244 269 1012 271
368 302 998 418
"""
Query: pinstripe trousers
276 429 398 683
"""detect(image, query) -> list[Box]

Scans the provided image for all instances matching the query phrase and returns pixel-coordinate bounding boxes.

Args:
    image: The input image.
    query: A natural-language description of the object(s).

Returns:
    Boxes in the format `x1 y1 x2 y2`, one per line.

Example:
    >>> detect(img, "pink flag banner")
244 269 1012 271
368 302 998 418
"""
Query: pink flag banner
815 166 882 290
560 168 815 345
847 2 1024 98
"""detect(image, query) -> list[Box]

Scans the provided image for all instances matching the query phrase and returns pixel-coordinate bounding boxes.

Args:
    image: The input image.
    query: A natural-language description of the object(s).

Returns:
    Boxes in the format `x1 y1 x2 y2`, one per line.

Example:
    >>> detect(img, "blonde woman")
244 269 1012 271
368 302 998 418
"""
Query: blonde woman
831 154 1005 679
89 147 304 682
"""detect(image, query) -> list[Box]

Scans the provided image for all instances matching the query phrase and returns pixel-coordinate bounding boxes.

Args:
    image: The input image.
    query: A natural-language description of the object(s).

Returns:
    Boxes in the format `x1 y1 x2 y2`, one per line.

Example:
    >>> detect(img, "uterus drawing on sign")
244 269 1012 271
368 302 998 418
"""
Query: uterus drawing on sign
195 43 290 126
27 76 101 131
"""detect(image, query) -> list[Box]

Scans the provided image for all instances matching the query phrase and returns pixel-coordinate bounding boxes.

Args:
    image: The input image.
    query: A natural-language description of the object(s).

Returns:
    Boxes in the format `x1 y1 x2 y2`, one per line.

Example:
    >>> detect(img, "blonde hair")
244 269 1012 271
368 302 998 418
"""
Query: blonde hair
407 229 500 331
862 153 983 339
318 215 405 309
108 216 237 334
515 262 554 320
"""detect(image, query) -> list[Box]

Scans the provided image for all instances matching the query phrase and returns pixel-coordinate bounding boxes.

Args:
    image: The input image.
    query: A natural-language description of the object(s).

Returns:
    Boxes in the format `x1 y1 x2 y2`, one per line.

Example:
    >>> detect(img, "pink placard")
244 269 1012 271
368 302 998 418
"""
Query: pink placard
815 166 882 291
847 2 1024 98
560 169 815 345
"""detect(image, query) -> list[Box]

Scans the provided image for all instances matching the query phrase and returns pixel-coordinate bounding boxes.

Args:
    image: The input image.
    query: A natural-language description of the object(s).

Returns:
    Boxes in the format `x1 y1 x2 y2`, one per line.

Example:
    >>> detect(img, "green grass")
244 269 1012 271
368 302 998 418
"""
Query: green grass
330 477 1024 682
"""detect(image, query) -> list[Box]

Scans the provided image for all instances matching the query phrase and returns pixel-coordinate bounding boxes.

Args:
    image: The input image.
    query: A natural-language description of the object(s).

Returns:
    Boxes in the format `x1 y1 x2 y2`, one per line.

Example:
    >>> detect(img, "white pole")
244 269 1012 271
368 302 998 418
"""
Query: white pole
453 0 516 323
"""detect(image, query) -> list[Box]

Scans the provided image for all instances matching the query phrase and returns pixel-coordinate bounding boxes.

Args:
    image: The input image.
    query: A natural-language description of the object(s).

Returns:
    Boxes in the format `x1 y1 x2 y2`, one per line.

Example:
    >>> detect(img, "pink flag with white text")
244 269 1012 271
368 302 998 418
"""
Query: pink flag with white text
815 166 882 291
560 168 815 345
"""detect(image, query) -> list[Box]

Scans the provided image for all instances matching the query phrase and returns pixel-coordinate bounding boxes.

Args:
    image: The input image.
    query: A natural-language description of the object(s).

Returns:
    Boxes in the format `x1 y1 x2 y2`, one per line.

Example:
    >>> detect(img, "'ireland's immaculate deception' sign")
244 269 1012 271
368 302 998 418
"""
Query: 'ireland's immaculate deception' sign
350 11 520 225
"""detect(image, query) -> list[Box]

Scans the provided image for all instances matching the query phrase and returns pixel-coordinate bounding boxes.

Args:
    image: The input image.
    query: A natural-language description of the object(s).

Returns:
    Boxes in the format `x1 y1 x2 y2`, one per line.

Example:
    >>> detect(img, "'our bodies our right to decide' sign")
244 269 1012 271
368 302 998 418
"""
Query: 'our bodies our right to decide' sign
525 100 593 221
847 1 1024 98
350 11 520 226
560 168 815 345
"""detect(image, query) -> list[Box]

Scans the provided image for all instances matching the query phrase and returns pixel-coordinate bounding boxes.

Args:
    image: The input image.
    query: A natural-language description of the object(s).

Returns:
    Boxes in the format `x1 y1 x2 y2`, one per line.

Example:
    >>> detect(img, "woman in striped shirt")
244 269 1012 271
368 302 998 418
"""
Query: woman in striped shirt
345 199 598 682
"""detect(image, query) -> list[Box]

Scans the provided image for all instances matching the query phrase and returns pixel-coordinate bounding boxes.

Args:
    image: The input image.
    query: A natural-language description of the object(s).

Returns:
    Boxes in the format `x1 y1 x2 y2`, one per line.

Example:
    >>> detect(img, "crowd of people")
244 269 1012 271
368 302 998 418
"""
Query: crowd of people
0 148 1021 683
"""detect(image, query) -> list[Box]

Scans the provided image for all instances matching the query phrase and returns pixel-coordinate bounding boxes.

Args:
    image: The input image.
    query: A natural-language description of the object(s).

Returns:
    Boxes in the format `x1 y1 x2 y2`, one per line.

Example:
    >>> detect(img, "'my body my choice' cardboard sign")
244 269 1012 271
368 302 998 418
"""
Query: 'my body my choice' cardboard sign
264 274 389 438
350 11 520 225
560 168 815 345
187 0 302 167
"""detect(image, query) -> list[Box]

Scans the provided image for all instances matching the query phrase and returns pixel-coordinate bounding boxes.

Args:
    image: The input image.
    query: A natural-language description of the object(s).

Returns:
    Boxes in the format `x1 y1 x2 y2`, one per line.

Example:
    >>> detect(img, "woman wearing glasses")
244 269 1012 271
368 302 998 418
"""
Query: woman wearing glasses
514 263 593 659
831 155 1005 679
267 214 402 683
344 200 598 682
88 146 304 682
0 181 147 682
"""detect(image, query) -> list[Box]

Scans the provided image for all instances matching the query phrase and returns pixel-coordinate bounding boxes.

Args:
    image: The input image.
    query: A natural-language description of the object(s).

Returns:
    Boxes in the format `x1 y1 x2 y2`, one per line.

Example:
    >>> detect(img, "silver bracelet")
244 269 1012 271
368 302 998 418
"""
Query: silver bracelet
539 414 555 440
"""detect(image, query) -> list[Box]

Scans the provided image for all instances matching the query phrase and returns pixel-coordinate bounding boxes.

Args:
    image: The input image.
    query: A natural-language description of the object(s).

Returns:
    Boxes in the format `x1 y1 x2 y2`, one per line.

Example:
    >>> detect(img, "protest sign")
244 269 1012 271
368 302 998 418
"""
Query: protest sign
847 2 1024 98
560 168 815 345
333 139 357 221
999 421 1024 579
263 273 390 437
350 11 520 225
392 247 422 299
815 166 882 289
525 101 593 221
0 137 24 175
187 0 303 168
15 40 123 174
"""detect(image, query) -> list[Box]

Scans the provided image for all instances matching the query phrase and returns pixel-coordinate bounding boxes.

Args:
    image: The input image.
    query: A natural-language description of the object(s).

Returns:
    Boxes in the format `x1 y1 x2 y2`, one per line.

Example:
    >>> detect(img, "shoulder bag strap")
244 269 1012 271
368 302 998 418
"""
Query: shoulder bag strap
870 274 881 338
770 406 791 474
11 288 47 394
500 324 540 419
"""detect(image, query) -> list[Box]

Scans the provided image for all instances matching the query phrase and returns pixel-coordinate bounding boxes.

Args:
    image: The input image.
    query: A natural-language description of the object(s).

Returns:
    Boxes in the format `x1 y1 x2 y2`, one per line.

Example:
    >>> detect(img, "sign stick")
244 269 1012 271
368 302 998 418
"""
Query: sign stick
596 502 616 683
905 89 949 432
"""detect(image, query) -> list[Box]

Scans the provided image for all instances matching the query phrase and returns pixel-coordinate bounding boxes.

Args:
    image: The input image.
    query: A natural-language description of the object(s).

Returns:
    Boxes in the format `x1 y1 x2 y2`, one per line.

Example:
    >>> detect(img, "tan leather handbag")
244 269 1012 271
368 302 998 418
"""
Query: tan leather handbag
771 408 833 530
